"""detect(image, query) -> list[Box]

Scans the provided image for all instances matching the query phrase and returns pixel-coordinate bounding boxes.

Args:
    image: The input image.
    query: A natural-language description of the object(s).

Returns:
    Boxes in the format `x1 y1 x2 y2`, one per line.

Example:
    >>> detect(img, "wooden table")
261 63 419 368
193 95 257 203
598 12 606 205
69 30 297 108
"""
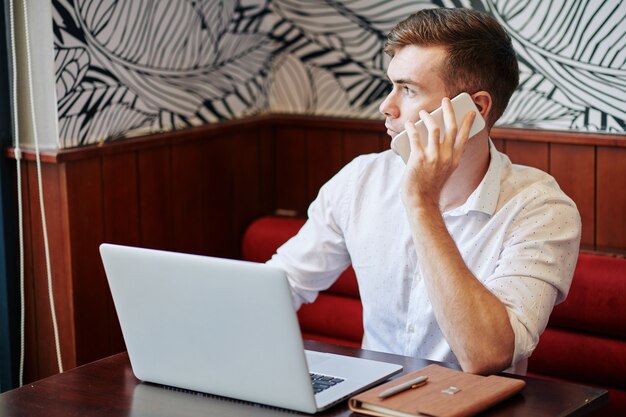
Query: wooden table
0 340 608 416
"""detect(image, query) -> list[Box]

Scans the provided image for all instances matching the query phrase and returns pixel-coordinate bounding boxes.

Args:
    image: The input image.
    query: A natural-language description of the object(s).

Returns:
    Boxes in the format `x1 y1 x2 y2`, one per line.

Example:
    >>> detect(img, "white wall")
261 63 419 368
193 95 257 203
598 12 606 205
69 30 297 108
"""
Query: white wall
10 0 58 150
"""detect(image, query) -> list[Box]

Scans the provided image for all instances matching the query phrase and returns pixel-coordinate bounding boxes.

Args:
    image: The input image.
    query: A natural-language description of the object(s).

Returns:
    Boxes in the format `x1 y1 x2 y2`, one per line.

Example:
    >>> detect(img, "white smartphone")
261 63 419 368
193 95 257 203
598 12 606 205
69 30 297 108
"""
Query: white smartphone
390 92 486 164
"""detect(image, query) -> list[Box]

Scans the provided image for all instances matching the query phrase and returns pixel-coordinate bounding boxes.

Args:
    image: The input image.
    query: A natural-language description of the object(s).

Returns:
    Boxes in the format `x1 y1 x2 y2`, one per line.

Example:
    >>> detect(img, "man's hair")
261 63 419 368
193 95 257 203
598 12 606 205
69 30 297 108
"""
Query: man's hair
384 8 519 127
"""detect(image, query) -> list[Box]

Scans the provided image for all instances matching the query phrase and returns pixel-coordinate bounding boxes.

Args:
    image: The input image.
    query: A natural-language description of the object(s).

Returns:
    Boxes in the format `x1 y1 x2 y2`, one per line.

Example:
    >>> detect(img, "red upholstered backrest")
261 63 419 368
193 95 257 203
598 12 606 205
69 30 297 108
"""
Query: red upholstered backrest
548 253 626 338
242 216 307 263
528 253 626 416
242 216 363 347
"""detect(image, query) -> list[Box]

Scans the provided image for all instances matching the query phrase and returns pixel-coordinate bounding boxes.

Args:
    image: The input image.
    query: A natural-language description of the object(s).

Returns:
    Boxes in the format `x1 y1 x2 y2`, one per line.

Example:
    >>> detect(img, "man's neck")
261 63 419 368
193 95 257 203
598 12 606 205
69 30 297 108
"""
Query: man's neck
439 133 491 212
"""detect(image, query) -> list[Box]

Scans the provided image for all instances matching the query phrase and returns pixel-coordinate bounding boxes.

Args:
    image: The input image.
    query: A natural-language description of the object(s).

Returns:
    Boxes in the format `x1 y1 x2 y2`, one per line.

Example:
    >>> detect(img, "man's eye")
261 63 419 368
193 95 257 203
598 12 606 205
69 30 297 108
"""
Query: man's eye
403 86 414 96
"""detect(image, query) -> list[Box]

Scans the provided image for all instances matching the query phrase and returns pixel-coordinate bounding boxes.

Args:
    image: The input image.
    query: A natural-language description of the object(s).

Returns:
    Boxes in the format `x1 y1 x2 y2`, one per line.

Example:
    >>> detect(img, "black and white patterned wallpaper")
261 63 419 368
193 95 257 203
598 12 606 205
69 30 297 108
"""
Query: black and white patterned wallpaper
53 0 625 148
54 0 274 147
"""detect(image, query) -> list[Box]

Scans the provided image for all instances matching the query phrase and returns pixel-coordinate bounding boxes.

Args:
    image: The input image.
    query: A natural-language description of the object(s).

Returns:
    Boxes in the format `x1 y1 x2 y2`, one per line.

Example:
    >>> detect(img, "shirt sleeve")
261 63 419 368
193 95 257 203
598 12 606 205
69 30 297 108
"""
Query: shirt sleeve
485 183 582 366
267 158 358 309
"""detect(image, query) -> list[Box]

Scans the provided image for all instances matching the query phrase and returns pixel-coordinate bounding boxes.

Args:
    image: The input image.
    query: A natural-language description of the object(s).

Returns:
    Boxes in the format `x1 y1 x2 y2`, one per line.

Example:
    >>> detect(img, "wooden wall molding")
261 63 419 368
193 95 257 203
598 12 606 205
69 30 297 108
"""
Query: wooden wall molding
4 115 626 382
8 115 626 163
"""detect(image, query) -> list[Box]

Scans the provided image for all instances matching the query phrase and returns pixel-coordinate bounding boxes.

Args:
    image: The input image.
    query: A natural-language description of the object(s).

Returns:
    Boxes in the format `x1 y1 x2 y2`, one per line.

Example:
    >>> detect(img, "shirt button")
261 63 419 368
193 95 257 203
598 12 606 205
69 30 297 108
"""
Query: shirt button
408 324 415 333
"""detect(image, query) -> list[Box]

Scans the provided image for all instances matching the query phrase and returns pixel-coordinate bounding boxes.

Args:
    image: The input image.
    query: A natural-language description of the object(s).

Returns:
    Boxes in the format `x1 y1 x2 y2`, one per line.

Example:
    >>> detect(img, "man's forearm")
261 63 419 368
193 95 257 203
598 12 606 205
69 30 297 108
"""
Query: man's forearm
406 202 515 374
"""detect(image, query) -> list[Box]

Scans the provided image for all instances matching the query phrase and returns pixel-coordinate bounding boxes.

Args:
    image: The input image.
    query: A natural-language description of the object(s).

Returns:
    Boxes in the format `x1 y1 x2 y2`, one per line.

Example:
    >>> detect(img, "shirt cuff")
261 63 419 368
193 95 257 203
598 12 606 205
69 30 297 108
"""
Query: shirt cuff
504 304 537 368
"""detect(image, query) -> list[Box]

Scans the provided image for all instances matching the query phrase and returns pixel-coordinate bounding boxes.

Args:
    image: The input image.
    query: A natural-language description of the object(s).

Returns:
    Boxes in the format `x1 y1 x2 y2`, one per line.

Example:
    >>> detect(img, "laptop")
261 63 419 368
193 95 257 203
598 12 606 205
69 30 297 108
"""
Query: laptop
100 243 402 413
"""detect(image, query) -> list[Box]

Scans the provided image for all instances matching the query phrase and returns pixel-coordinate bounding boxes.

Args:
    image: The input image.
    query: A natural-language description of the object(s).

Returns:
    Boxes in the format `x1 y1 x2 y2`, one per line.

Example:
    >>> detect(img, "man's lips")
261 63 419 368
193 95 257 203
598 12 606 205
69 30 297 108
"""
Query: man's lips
385 124 400 138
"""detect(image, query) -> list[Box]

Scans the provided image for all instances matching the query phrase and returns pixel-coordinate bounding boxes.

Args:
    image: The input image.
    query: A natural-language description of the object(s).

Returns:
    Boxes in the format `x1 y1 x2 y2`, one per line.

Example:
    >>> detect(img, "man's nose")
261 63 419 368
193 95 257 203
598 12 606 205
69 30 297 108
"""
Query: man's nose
379 92 398 119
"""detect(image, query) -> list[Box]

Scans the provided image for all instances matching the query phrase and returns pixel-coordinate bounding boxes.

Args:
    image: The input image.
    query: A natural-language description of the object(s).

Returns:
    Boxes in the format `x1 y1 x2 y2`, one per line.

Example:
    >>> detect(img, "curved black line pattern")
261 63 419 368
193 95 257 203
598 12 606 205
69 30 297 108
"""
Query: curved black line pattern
487 0 626 131
270 0 432 116
54 0 273 147
54 0 625 147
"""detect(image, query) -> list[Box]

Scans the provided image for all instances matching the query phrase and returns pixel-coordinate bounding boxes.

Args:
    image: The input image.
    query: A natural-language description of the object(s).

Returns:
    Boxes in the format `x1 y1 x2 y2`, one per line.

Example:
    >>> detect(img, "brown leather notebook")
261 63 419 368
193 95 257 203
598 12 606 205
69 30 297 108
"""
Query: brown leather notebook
348 364 525 417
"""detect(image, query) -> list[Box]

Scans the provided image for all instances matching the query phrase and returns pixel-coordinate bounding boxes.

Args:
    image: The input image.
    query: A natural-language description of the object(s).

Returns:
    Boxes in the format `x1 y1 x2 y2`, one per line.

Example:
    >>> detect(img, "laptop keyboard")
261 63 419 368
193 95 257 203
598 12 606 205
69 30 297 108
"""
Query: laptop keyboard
310 373 345 394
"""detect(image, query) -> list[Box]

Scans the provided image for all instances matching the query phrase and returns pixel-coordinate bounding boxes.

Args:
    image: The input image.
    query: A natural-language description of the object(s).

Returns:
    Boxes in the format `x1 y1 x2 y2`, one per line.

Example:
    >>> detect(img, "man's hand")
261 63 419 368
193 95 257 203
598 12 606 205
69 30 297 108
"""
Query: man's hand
401 97 476 210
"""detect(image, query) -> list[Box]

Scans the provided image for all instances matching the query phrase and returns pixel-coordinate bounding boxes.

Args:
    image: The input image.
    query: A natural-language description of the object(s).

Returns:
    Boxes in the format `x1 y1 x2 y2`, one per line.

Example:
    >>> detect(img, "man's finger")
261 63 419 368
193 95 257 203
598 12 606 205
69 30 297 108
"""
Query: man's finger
419 109 440 157
441 97 457 147
405 120 425 158
455 110 476 153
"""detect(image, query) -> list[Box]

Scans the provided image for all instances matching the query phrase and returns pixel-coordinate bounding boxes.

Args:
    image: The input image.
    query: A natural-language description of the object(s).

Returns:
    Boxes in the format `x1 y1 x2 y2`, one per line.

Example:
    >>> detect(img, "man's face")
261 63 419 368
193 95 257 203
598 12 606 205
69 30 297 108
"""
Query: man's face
379 45 449 139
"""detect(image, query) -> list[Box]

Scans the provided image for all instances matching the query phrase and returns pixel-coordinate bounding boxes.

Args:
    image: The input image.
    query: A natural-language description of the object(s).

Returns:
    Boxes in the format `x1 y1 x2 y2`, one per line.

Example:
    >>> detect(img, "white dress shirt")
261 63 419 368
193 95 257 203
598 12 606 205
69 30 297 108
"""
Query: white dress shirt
268 141 581 373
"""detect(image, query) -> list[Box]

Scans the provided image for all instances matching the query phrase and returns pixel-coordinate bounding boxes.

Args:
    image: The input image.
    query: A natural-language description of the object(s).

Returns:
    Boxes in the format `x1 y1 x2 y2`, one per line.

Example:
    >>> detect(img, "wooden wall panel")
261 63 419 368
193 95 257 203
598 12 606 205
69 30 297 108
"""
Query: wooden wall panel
64 157 109 366
137 146 174 251
504 140 549 172
102 153 140 246
205 134 235 258
39 163 75 373
343 131 380 164
274 127 308 216
24 163 55 378
20 163 38 383
492 138 506 153
550 144 595 246
171 140 208 255
258 126 275 217
379 133 391 153
306 129 343 203
25 164 54 379
231 128 271 258
596 146 626 251
101 152 139 355
23 162 76 381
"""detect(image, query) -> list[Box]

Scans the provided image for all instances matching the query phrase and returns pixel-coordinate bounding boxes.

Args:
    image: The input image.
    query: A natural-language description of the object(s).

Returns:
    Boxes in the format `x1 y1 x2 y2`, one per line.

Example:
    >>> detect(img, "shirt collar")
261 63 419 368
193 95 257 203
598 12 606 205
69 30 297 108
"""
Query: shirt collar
444 139 504 217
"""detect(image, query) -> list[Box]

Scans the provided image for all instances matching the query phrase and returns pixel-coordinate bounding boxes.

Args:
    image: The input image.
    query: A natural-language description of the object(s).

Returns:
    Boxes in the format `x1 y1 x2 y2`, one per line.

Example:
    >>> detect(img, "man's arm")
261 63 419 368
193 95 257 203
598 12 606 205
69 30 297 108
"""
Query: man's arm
268 157 356 309
405 202 514 374
401 98 514 374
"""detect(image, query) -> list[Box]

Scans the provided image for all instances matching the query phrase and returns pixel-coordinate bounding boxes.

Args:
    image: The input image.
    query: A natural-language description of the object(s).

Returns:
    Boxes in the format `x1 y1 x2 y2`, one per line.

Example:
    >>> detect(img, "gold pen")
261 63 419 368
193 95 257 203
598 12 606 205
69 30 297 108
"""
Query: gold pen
378 375 428 399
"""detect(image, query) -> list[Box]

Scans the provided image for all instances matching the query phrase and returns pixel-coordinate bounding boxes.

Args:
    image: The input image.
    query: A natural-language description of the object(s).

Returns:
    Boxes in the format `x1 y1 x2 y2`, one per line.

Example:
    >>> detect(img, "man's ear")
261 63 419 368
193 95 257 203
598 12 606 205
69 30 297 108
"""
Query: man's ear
471 91 493 124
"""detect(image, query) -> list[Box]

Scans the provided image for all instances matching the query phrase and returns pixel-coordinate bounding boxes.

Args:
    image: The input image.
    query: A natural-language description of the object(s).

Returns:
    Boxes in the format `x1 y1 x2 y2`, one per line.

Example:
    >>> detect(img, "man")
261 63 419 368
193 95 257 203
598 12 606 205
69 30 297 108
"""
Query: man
267 8 581 375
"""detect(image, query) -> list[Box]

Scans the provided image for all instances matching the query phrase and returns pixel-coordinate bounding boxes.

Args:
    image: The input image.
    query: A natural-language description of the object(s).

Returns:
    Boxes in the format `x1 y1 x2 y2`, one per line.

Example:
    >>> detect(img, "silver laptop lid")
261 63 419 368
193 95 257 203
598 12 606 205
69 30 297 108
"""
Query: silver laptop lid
100 243 318 413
